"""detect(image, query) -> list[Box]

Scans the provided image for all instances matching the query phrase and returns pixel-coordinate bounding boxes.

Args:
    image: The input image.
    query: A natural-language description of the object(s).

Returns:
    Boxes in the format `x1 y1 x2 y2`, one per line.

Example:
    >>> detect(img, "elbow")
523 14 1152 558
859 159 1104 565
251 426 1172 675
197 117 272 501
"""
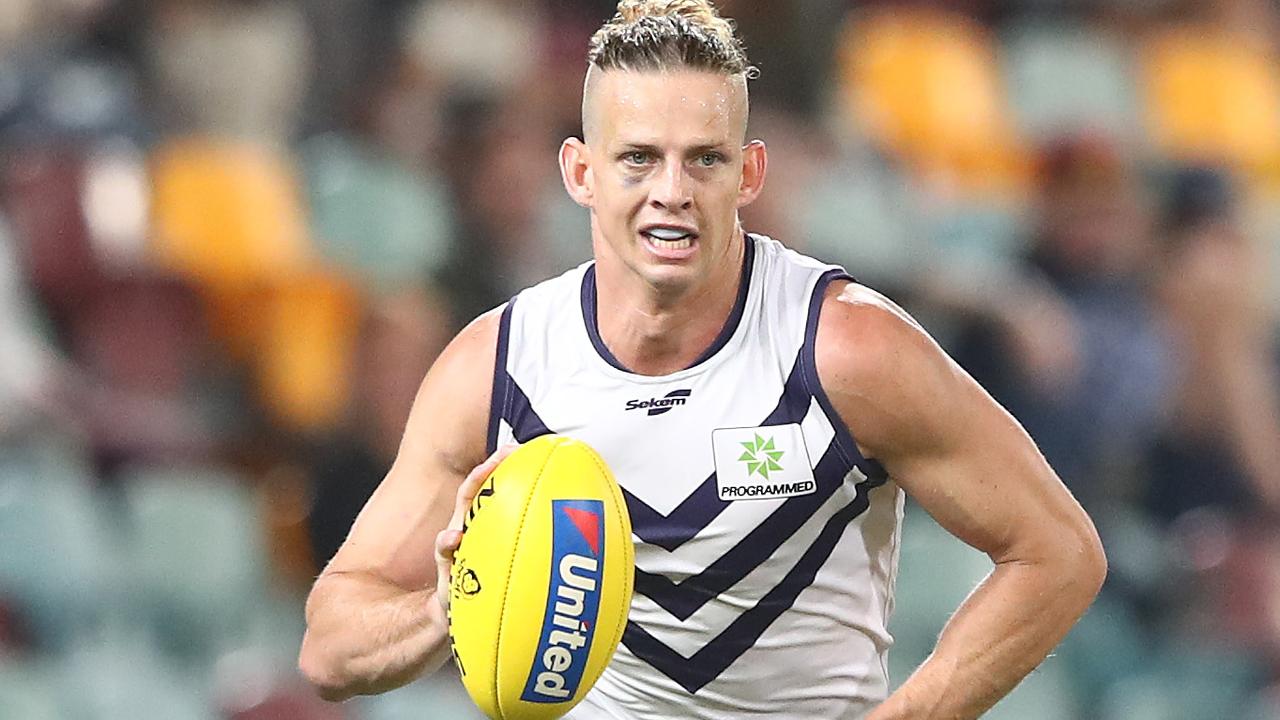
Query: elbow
299 632 356 703
1069 516 1108 605
1087 531 1108 595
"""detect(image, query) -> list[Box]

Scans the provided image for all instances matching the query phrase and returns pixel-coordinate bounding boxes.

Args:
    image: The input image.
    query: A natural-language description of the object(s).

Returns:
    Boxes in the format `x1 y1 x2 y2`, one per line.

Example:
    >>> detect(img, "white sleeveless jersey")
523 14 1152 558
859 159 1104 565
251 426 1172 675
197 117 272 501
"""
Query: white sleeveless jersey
490 235 904 719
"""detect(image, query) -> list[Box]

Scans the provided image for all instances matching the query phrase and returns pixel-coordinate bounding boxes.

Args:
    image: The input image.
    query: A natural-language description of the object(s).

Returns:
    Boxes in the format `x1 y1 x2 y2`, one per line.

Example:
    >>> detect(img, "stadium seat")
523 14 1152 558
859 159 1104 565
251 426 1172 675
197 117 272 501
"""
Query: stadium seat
1140 27 1280 176
149 138 312 287
148 137 314 357
0 659 60 720
0 444 115 651
836 7 1028 194
887 502 993 685
890 502 1116 719
1099 674 1179 720
1099 638 1265 720
0 144 105 320
254 271 361 432
800 146 926 288
358 670 485 720
1002 21 1140 142
1055 590 1149 710
57 636 219 720
920 197 1028 283
984 658 1077 720
35 57 150 141
300 133 454 293
148 138 362 431
119 465 267 667
224 685 348 720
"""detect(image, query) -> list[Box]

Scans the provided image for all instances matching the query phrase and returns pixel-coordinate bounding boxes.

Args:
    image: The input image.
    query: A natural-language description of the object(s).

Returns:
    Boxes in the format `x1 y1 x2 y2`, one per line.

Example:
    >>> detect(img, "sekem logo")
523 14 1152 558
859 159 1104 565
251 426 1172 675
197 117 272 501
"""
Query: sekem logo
624 389 692 416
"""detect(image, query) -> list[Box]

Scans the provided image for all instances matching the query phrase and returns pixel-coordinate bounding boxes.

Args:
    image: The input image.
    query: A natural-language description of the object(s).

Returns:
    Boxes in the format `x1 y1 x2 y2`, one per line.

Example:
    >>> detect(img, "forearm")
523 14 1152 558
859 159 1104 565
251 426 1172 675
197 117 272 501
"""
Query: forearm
869 556 1101 720
299 572 452 701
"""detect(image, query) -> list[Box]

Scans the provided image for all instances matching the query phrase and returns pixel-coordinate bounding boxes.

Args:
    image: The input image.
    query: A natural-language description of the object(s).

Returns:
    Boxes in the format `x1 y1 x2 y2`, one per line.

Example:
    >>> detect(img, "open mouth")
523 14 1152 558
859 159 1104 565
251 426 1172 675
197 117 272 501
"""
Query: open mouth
641 226 699 251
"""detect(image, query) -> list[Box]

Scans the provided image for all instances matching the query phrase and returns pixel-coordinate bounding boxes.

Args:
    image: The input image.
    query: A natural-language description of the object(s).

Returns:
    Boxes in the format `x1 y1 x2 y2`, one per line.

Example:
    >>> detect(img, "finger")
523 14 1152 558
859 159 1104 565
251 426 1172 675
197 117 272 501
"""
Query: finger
449 444 519 528
435 529 461 611
463 443 518 488
435 528 463 564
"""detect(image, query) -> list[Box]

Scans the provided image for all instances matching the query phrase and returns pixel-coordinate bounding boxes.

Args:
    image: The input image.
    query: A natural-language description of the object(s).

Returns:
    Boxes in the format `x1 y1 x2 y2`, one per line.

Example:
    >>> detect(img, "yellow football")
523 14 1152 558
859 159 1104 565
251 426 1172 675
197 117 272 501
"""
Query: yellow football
447 435 634 720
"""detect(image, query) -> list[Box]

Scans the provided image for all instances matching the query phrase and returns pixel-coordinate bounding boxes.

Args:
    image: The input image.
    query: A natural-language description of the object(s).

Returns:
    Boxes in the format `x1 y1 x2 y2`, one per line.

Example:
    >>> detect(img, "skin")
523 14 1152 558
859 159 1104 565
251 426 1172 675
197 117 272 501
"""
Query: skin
299 64 1107 718
566 67 765 373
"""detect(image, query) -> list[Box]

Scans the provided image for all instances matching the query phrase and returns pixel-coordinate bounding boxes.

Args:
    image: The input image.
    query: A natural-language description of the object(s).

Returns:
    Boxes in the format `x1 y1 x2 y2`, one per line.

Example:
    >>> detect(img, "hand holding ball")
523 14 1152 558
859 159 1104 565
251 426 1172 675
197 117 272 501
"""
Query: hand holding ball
446 435 634 719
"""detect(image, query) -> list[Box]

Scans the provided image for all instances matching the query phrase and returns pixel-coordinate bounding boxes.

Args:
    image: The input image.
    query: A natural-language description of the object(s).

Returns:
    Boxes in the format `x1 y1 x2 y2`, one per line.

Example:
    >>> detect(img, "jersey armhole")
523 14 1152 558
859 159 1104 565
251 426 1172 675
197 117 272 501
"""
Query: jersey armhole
800 270 889 485
485 300 515 455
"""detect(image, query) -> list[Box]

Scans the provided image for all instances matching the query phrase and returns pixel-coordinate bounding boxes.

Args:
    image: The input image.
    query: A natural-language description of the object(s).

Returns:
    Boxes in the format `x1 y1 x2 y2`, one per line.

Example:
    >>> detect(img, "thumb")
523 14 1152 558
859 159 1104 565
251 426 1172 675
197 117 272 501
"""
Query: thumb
435 528 463 611
435 528 463 569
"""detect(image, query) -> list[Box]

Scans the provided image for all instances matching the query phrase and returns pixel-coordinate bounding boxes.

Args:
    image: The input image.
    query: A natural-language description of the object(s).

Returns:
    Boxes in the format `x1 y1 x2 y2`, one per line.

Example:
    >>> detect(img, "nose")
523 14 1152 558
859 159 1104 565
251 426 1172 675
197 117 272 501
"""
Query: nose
650 161 693 212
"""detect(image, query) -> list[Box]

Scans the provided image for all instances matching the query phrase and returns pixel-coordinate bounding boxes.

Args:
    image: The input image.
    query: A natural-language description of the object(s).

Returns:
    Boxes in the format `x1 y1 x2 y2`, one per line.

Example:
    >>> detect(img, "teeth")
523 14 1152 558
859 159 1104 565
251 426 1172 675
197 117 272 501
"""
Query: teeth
649 237 692 250
646 227 692 241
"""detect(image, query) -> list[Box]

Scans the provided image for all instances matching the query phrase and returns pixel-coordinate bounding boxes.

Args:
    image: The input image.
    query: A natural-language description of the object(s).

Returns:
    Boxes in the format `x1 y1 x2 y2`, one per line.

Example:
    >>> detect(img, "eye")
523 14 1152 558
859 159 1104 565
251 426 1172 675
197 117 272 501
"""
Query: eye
697 152 723 167
622 150 652 166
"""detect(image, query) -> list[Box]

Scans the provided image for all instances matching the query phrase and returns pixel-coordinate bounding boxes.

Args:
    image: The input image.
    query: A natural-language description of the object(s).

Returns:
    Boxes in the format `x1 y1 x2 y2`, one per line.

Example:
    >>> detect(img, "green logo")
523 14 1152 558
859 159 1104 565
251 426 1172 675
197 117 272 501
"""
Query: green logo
738 433 784 479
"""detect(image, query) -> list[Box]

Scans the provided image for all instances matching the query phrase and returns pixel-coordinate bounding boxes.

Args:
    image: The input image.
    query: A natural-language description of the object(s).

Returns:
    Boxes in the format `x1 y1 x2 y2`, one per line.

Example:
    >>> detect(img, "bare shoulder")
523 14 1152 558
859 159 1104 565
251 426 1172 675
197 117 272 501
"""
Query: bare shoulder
813 280 972 464
814 281 935 377
814 280 1104 583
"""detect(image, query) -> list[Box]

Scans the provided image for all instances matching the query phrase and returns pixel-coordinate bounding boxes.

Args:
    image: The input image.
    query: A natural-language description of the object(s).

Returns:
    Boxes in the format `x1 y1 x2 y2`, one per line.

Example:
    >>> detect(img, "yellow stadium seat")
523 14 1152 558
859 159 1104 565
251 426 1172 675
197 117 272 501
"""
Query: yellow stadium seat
837 8 1028 195
255 271 361 433
149 137 313 288
1141 29 1280 175
149 138 317 358
149 138 361 431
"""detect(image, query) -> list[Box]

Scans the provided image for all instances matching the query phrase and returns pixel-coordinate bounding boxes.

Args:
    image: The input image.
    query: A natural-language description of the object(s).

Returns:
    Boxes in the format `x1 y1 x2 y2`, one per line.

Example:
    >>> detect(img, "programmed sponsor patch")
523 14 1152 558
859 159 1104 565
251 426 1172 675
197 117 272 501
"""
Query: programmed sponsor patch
712 424 816 501
521 499 604 703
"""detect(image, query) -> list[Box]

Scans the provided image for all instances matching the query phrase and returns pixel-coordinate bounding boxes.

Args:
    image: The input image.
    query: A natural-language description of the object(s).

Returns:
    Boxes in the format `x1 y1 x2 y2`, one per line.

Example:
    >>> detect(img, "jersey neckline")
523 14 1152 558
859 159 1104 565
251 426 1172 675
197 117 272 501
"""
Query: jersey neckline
580 234 757 379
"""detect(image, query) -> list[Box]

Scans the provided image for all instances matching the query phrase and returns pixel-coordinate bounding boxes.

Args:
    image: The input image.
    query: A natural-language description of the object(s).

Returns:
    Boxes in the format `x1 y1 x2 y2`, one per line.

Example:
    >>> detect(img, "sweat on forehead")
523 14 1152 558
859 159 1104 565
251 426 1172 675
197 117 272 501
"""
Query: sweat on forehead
581 67 749 145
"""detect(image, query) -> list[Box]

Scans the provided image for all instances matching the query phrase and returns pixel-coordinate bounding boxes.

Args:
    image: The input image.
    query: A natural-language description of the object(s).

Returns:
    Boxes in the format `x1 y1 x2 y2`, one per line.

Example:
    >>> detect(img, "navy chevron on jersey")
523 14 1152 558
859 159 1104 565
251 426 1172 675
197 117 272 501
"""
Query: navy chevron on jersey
488 234 904 719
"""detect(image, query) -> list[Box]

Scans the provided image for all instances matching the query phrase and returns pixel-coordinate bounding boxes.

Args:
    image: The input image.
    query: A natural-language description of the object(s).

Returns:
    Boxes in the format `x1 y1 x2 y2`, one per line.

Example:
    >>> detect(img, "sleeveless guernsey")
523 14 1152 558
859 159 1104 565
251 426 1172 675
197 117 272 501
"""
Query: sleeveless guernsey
489 234 904 719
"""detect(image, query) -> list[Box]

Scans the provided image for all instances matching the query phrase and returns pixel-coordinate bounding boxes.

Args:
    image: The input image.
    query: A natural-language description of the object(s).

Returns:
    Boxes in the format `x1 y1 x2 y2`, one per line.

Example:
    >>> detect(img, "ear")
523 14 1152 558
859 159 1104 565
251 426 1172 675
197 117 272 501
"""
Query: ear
559 137 594 209
736 139 767 208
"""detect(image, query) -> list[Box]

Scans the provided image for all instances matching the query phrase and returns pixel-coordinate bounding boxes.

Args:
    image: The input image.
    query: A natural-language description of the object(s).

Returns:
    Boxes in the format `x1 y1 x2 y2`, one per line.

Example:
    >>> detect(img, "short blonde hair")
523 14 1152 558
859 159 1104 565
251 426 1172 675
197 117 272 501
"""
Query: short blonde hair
587 0 755 77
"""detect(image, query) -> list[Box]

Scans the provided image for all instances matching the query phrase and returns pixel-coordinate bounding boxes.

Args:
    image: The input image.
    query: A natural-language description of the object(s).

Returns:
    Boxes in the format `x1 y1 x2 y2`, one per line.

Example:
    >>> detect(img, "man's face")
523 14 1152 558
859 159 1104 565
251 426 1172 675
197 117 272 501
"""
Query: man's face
571 69 762 292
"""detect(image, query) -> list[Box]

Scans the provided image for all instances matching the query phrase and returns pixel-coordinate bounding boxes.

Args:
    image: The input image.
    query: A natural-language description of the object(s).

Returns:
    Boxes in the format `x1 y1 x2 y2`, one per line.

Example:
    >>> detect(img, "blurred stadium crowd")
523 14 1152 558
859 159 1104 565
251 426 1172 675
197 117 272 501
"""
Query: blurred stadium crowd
1 0 1279 718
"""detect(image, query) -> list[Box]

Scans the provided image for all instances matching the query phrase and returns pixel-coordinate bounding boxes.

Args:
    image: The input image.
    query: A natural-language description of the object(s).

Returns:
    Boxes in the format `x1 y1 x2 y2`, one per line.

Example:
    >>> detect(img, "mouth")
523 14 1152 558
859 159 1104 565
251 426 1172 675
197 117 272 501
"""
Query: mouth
640 224 699 252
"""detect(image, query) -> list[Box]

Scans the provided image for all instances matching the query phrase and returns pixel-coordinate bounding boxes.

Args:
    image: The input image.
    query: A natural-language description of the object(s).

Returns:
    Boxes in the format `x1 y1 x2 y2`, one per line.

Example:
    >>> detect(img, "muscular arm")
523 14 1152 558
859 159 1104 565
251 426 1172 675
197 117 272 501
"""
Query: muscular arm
298 309 500 701
815 283 1106 720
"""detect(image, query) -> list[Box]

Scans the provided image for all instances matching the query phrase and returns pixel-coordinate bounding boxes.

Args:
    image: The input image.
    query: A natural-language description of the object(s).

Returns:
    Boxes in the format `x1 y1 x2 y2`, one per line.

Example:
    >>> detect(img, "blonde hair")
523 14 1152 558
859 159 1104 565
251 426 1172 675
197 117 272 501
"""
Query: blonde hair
588 0 755 77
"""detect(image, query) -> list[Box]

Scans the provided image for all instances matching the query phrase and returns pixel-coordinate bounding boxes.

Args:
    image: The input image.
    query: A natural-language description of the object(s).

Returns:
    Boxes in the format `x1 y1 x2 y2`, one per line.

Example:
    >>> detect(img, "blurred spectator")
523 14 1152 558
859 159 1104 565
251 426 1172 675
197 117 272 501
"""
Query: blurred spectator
147 0 311 144
306 289 452 569
730 1 850 118
401 0 543 105
739 106 829 244
1145 166 1280 523
0 216 71 438
1130 168 1280 710
297 0 415 135
439 103 590 321
947 133 1174 512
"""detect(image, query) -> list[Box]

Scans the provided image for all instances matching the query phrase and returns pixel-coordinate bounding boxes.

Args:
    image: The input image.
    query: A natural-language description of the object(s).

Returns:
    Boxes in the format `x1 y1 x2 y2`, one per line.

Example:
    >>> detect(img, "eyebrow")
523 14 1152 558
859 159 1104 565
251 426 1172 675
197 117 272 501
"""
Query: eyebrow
614 141 732 154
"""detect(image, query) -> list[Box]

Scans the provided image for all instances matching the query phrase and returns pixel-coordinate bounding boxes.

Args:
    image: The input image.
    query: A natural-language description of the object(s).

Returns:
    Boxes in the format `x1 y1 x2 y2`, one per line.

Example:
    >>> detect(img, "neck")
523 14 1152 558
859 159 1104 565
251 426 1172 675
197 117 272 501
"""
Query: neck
593 227 747 376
